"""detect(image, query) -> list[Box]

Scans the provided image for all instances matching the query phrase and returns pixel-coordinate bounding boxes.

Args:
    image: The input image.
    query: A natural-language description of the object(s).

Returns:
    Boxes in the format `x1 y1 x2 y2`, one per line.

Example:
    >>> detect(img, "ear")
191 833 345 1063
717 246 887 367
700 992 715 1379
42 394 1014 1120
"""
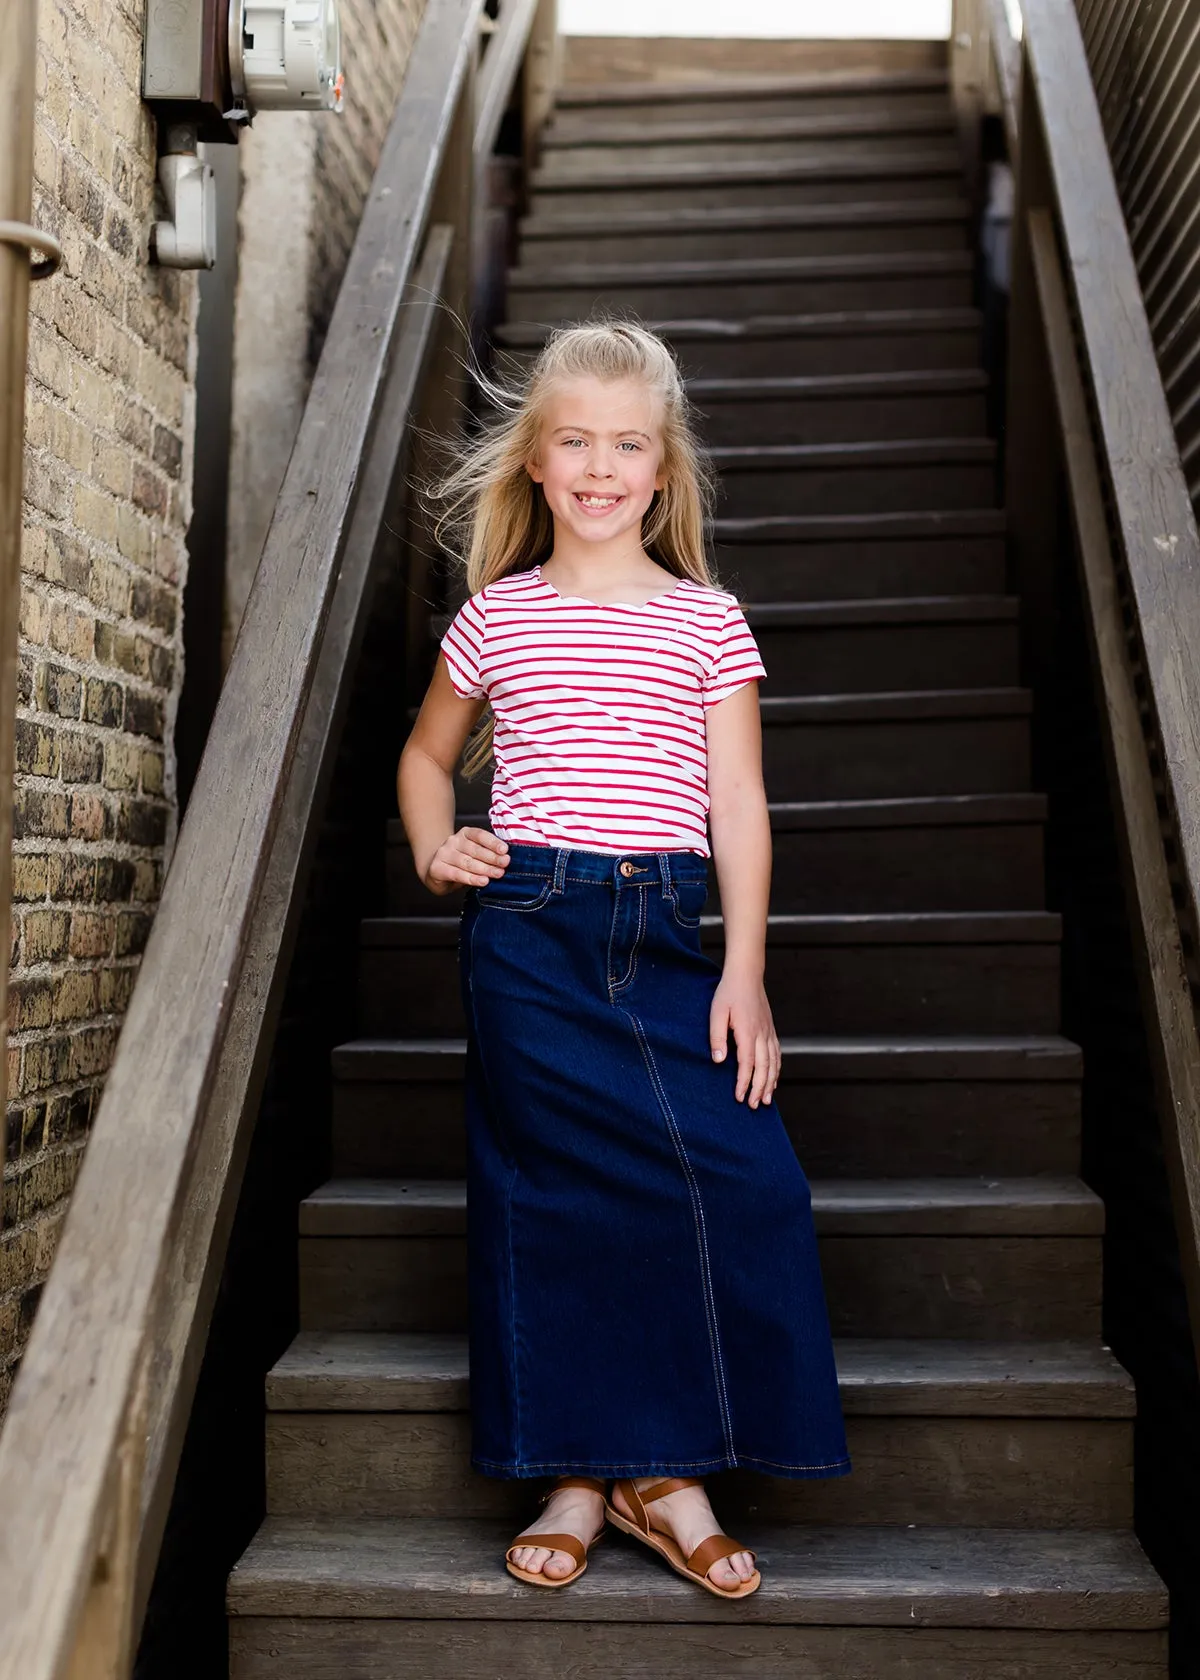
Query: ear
526 454 545 485
654 465 667 493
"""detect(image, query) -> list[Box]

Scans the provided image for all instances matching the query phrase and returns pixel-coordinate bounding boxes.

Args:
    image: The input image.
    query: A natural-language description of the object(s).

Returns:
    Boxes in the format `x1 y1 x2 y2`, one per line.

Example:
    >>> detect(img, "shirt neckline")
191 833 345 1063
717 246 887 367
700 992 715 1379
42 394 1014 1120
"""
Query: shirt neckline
533 563 690 609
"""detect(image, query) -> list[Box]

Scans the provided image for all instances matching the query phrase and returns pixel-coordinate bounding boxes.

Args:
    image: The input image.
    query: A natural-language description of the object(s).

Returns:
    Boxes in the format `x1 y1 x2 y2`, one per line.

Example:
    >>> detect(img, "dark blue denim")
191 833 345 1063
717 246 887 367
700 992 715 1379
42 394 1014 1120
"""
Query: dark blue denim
458 841 851 1483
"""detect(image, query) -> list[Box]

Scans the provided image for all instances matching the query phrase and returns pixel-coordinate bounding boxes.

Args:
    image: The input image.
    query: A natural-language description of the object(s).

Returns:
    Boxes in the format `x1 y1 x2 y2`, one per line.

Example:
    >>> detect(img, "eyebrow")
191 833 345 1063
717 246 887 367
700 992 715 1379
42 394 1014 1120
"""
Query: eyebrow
550 425 653 441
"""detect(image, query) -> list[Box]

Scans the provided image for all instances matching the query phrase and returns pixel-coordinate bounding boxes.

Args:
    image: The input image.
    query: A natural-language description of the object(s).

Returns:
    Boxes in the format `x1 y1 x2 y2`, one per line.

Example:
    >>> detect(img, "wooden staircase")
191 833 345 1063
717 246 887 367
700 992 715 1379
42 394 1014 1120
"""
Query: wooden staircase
225 50 1169 1677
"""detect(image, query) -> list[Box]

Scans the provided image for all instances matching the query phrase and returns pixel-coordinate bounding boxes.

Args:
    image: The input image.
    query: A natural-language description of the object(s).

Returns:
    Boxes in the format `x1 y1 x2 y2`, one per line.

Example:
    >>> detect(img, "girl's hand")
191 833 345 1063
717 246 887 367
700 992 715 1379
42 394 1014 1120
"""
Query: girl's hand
423 827 509 894
710 971 781 1108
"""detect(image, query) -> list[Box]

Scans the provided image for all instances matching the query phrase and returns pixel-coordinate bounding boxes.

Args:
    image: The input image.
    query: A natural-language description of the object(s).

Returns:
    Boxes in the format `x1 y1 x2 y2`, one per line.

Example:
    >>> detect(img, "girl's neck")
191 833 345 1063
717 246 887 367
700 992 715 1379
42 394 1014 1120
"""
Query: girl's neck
540 530 674 603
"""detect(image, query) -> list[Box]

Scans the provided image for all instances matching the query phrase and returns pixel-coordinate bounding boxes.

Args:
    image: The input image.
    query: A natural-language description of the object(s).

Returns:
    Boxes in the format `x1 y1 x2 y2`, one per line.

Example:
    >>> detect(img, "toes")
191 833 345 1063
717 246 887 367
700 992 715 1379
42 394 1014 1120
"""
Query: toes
542 1551 573 1579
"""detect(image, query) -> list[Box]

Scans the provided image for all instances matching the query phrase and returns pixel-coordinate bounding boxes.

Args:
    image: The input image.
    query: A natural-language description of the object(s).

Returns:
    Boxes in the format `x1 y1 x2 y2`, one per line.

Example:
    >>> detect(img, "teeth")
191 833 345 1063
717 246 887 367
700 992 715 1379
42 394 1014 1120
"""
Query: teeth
577 495 618 507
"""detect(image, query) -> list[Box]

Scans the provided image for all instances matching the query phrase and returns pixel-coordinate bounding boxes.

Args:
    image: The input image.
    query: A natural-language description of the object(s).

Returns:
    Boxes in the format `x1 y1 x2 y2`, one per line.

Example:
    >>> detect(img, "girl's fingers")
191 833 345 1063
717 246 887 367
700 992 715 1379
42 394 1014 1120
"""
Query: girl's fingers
750 1035 772 1108
462 826 508 856
710 998 731 1062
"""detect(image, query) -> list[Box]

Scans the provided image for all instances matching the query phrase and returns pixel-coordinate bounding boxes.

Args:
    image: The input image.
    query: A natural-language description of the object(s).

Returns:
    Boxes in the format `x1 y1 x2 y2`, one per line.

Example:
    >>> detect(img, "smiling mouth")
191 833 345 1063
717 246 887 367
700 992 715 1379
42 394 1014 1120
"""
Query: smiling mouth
574 493 624 512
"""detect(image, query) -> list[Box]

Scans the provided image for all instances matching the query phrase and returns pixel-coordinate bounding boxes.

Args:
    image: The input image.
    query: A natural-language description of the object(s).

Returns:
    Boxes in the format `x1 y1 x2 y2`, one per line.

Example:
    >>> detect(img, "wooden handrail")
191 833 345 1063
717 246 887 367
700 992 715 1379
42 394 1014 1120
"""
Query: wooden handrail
953 0 1200 1356
0 0 552 1671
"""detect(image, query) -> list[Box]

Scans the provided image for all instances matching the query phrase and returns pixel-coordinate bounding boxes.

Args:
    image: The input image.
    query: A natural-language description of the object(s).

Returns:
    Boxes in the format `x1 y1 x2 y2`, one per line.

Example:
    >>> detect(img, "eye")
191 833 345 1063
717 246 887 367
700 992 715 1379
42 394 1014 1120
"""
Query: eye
618 440 642 452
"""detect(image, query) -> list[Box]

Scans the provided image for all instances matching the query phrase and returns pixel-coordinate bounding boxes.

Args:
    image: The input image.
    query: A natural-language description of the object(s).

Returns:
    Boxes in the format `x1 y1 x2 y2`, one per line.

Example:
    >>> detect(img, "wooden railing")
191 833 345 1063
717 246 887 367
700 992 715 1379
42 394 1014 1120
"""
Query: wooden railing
0 1 555 1673
951 0 1200 1359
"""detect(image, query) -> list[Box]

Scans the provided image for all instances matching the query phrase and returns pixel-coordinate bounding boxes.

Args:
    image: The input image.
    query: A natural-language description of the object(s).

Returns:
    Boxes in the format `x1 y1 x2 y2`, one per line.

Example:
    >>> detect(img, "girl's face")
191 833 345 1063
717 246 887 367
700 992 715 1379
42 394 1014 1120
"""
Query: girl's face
527 376 667 547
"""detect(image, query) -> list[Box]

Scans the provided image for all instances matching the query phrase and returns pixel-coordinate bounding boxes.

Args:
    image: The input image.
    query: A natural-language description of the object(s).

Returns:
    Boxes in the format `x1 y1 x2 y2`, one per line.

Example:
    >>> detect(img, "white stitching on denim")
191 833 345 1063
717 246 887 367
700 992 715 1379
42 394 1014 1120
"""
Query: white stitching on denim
478 879 554 913
609 886 647 997
474 1453 734 1473
628 1011 736 1462
465 905 523 1466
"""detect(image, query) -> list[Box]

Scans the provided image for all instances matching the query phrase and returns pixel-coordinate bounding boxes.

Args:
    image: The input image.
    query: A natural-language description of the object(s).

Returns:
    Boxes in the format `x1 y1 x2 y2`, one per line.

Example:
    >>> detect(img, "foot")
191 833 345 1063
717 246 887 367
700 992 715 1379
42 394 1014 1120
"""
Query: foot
611 1478 757 1590
508 1481 606 1581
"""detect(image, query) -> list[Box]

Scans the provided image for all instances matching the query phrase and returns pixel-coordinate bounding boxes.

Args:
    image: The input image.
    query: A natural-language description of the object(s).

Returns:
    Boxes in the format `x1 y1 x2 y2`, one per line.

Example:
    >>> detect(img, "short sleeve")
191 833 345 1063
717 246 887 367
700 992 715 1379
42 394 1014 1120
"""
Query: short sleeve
440 590 487 699
702 599 767 708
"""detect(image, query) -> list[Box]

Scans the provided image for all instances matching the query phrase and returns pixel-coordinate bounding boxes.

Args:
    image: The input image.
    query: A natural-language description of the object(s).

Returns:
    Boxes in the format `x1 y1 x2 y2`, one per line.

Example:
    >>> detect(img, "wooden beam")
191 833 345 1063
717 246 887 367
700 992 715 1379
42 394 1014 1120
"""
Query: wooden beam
1028 203 1200 1369
1021 0 1200 948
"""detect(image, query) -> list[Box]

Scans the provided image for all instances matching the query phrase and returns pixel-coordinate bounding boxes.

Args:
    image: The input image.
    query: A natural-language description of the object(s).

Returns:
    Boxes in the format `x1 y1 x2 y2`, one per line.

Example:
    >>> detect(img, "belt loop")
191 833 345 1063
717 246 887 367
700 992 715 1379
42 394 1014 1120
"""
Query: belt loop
658 851 672 898
552 848 569 894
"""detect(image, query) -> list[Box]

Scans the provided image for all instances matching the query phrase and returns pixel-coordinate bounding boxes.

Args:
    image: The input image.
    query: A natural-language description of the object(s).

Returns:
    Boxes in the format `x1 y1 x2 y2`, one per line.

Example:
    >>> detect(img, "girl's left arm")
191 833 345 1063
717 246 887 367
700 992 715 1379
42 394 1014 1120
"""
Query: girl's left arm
706 681 781 1108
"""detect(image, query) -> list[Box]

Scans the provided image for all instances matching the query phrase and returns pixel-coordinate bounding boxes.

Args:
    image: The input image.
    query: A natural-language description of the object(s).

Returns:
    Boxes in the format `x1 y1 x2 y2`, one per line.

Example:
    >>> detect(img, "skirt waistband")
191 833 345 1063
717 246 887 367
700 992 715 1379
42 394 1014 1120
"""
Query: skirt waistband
495 841 709 891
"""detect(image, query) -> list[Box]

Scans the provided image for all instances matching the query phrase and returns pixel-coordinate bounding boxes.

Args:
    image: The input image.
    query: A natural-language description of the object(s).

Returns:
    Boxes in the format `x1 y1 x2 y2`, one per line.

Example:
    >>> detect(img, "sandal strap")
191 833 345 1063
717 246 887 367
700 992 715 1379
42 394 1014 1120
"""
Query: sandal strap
686 1532 756 1579
639 1476 702 1504
506 1532 587 1568
553 1476 606 1495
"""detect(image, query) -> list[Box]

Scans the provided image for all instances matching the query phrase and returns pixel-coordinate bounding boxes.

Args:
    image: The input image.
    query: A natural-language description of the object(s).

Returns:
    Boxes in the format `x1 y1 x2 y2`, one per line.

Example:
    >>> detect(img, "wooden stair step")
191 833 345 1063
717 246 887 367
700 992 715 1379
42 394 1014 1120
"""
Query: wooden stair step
529 151 965 216
506 251 974 322
544 109 956 150
268 1332 1133 1417
747 594 1018 691
330 1031 1083 1181
706 439 997 519
554 68 953 112
227 1521 1167 1653
261 1333 1133 1528
356 908 1063 1037
299 1175 1102 1239
296 1176 1102 1342
716 510 1007 599
758 685 1031 800
539 136 955 175
496 307 984 378
517 198 971 264
388 791 1046 916
691 368 988 444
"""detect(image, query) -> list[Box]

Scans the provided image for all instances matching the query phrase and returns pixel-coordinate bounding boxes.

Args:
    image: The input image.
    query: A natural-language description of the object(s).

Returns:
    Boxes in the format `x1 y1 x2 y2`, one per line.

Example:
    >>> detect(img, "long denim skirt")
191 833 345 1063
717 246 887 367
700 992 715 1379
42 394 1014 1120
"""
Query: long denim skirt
457 841 851 1483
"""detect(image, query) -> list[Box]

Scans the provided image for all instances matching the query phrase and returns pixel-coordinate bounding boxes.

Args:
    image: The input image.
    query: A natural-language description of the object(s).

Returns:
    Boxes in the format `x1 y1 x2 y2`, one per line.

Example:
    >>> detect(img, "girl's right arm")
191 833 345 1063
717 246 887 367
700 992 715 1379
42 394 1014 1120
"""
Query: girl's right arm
397 653 510 894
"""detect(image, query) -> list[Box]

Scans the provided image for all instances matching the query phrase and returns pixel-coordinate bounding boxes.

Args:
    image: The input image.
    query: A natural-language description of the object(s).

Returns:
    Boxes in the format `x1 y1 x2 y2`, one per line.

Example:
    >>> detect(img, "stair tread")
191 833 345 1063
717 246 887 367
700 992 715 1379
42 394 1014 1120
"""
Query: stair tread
745 594 1017 626
545 111 955 148
509 251 974 288
520 198 971 241
690 369 988 400
227 1518 1165 1626
299 1175 1104 1238
533 151 962 191
332 1032 1082 1083
360 909 1062 948
497 306 982 347
556 69 953 108
267 1331 1135 1417
710 438 996 467
716 507 1004 540
763 685 1032 720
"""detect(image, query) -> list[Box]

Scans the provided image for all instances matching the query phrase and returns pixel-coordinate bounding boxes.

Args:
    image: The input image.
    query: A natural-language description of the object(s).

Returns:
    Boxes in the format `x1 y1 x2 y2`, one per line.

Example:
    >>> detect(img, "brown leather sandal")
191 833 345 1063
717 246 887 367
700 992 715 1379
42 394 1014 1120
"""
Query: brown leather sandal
505 1475 607 1587
605 1476 761 1599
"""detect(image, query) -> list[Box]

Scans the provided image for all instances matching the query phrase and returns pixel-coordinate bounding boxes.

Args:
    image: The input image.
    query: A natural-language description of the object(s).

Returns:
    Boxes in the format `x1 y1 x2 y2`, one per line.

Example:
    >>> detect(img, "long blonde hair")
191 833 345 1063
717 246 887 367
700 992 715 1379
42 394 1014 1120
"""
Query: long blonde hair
433 319 719 776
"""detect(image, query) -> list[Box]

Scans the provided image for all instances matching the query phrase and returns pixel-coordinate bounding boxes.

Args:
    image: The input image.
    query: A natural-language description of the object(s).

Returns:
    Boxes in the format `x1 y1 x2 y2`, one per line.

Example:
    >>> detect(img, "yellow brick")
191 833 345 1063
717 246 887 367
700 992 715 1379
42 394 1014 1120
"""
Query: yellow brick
91 438 132 499
20 525 50 582
26 322 71 401
19 591 48 645
89 555 131 617
23 398 52 454
69 356 116 431
52 408 93 476
68 29 108 109
72 483 118 548
32 123 58 192
38 0 68 63
116 504 152 570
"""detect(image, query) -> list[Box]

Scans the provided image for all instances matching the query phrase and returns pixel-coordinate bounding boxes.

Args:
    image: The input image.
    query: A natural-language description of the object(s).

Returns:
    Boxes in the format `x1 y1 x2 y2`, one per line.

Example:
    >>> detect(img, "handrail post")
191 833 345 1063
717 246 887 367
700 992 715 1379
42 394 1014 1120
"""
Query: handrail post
0 0 40 1126
1003 43 1061 776
522 0 559 180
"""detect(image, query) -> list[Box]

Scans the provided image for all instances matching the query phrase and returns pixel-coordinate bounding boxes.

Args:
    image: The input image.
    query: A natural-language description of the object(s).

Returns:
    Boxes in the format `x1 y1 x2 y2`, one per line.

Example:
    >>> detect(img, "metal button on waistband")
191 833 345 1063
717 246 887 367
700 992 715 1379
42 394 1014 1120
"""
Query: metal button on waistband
618 860 635 878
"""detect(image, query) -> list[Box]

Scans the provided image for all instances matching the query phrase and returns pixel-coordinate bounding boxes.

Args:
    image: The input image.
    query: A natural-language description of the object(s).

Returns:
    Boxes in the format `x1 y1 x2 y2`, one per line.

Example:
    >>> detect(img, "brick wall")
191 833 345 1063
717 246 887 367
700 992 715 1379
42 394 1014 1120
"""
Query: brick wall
3 0 428 1420
3 0 196 1412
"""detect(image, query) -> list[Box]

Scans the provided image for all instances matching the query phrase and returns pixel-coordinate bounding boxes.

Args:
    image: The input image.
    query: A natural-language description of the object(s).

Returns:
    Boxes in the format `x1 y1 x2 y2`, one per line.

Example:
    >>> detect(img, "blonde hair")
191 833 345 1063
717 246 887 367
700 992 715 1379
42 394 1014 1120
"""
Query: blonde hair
432 318 720 777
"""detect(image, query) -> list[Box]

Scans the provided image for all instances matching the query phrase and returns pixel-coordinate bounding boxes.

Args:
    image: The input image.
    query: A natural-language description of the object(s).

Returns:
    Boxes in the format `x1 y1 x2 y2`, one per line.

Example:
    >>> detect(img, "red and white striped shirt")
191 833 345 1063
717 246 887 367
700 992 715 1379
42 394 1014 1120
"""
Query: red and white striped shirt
439 564 766 857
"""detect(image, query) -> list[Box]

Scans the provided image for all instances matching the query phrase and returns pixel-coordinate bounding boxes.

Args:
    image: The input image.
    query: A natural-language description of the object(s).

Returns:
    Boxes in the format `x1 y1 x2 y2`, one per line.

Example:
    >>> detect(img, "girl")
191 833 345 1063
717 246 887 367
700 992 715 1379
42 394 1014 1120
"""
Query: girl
397 321 849 1601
